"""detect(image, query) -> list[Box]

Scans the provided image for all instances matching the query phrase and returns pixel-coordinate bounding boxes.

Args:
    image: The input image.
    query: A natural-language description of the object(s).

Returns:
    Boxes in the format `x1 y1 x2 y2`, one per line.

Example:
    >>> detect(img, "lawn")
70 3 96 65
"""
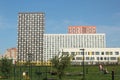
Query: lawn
0 65 120 80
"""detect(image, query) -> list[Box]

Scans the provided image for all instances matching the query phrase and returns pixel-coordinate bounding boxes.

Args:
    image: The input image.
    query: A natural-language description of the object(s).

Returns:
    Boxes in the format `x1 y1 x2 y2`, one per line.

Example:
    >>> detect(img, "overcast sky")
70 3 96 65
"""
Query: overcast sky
0 0 120 53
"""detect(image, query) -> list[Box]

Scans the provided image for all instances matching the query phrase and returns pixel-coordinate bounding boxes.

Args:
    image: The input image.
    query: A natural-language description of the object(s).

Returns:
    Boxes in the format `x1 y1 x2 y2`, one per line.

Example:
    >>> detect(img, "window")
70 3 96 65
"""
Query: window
81 52 83 55
90 57 95 60
110 52 113 55
101 52 104 55
76 52 80 55
76 57 83 60
104 57 107 60
110 57 116 60
100 57 103 60
71 52 75 56
88 52 92 55
106 52 109 55
92 52 94 55
96 52 99 55
115 52 119 55
97 57 99 60
86 57 89 60
106 57 109 60
62 52 69 55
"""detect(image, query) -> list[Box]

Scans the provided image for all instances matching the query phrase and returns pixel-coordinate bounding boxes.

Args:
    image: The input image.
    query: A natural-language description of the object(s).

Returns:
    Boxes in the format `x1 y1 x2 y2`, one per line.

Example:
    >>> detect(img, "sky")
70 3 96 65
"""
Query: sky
0 0 120 54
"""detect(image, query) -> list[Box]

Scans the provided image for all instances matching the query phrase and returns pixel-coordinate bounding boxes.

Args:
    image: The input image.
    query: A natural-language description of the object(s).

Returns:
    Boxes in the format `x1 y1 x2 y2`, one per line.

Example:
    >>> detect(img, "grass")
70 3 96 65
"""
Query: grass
1 65 120 80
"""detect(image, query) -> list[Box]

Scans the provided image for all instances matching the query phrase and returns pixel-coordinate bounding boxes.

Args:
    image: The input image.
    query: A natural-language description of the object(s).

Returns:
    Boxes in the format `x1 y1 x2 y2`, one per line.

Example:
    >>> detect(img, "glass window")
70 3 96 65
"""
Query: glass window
76 52 80 55
115 52 119 55
97 57 99 60
101 52 104 55
110 52 113 55
100 57 103 60
62 52 69 55
86 57 89 60
81 52 84 55
104 57 107 60
76 57 82 60
106 52 109 55
88 52 92 55
92 52 94 55
96 52 99 55
71 52 75 56
106 57 109 60
110 57 116 60
91 57 95 60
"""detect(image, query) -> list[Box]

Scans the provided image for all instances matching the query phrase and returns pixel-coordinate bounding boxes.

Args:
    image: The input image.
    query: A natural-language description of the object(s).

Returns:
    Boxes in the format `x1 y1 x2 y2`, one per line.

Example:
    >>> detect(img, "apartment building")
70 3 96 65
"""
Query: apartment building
4 48 17 64
17 12 44 62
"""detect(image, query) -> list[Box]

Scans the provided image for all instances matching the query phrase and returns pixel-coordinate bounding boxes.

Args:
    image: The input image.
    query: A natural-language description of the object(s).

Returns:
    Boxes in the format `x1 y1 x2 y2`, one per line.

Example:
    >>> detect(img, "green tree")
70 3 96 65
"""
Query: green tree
0 57 12 78
51 54 70 80
117 57 120 64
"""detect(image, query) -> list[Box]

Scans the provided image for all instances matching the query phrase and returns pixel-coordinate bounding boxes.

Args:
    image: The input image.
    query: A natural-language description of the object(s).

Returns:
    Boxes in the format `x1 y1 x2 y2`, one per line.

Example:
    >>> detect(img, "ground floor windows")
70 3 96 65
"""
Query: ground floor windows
74 56 118 62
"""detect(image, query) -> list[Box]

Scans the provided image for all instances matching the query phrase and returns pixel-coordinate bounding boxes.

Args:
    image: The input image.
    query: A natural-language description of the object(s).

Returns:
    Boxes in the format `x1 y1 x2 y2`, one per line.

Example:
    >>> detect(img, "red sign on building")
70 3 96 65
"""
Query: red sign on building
68 26 96 34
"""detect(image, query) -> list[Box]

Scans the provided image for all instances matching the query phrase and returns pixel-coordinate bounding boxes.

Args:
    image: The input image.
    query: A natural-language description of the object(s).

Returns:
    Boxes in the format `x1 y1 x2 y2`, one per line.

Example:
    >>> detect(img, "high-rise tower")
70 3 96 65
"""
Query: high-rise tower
17 12 44 63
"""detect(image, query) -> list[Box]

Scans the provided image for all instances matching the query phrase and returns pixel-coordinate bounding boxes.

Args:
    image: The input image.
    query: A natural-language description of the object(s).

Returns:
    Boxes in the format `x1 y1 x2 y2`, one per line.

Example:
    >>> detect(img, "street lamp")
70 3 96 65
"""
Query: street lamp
80 49 85 80
28 53 32 80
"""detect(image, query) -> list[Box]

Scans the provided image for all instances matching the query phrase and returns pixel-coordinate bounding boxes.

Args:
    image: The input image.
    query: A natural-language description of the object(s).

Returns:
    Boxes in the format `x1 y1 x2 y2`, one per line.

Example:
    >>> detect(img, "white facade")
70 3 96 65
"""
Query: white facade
43 34 106 61
60 48 120 65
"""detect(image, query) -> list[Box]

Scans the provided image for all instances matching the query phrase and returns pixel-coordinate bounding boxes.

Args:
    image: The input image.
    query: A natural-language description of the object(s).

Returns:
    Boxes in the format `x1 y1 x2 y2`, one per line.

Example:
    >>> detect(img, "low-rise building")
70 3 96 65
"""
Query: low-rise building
4 48 17 64
59 48 120 65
